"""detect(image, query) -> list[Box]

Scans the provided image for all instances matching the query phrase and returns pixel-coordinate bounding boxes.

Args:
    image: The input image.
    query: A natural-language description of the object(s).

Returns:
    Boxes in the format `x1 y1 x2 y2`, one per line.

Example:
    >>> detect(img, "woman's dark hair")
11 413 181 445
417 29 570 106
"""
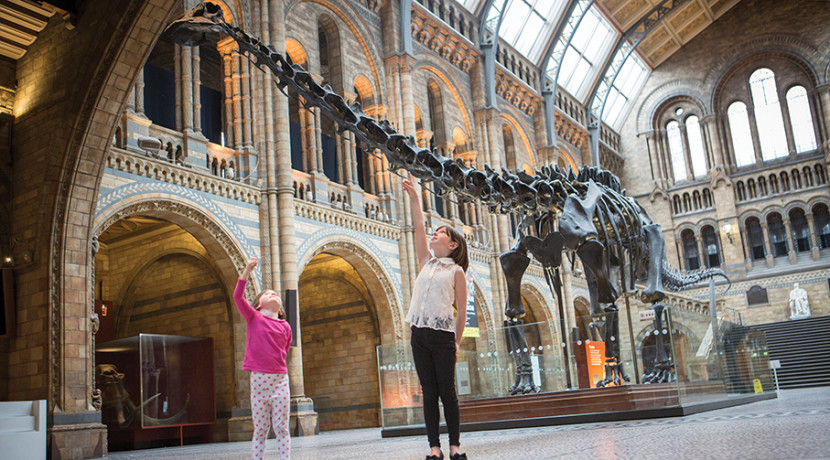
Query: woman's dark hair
437 225 469 272
252 290 285 319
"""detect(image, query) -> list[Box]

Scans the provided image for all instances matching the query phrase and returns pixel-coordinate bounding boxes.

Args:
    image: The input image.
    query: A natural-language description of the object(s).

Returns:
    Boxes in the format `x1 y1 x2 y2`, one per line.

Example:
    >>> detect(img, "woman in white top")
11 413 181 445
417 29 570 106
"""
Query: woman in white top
403 173 469 460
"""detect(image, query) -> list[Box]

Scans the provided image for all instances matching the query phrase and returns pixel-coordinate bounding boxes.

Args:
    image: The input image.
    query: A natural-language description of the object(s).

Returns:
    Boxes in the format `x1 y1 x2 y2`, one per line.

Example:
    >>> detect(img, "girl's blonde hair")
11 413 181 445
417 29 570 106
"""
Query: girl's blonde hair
252 290 285 319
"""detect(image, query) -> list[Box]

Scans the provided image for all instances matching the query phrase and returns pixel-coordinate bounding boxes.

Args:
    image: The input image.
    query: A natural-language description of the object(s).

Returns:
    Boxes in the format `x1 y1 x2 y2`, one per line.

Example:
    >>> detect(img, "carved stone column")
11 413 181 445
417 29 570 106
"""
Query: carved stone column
740 223 753 272
675 235 686 271
806 211 820 260
345 131 365 213
180 45 194 131
183 46 209 169
815 84 830 142
134 69 145 115
271 0 317 436
761 222 774 268
696 233 707 268
220 41 235 147
311 106 330 205
123 71 152 154
192 46 202 134
784 218 797 264
702 115 725 169
239 57 258 178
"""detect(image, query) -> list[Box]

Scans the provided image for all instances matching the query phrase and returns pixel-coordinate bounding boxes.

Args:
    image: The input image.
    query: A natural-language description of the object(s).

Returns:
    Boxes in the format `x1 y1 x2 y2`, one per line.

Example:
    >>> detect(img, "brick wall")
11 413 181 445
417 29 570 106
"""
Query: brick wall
98 228 236 441
299 254 380 430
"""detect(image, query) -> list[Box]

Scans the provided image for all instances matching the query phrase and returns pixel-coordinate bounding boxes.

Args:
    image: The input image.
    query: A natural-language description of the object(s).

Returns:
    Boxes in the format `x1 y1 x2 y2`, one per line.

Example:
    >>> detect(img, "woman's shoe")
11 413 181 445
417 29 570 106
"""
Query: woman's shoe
426 452 444 460
449 453 467 460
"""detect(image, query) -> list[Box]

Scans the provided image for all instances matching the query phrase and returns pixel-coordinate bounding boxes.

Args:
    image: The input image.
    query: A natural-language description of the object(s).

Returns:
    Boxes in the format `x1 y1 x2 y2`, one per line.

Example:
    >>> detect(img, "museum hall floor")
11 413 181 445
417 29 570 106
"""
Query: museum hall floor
107 386 830 459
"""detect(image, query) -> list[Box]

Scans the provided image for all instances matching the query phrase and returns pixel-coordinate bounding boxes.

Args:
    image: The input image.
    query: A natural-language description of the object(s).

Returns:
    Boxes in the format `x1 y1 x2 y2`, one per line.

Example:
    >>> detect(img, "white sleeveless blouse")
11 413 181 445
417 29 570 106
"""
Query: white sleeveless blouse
405 256 459 333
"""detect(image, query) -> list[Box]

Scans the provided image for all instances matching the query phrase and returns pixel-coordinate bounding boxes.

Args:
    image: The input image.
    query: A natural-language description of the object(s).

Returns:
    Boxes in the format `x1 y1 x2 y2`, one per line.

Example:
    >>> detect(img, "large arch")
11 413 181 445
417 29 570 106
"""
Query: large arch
286 0 385 103
500 113 537 171
92 198 256 412
297 236 403 345
417 64 475 140
46 0 179 424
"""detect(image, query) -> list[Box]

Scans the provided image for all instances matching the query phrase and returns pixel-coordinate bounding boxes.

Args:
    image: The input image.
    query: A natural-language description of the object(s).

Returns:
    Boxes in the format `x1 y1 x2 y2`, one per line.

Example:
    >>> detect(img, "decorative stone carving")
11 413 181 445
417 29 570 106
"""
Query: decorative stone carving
495 68 540 116
0 86 14 115
554 112 588 149
411 5 477 73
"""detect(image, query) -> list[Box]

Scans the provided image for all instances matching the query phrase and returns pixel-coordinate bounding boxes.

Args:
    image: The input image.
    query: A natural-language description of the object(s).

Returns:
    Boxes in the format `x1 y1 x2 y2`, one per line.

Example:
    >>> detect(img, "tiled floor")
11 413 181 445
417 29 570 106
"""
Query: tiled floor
106 387 830 459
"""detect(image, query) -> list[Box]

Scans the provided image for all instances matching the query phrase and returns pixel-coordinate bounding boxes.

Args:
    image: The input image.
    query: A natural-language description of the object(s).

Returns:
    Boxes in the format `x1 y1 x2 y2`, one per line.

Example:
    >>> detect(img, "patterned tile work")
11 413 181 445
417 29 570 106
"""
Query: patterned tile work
106 387 830 460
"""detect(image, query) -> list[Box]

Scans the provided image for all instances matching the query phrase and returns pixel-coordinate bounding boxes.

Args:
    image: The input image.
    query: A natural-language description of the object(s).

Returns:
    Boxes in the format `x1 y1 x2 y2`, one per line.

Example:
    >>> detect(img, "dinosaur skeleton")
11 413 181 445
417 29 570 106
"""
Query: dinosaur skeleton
163 3 728 392
96 364 191 428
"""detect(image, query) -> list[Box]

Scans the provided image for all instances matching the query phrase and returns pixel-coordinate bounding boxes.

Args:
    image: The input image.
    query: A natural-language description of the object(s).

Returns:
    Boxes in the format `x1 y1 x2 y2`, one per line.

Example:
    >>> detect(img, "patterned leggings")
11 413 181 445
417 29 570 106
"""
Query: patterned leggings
250 372 290 460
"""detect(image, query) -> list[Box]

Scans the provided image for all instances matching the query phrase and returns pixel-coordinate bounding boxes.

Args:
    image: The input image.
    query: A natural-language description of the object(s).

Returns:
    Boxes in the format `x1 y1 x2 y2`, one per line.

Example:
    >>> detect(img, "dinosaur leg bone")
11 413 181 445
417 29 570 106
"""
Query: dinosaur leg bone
641 223 667 304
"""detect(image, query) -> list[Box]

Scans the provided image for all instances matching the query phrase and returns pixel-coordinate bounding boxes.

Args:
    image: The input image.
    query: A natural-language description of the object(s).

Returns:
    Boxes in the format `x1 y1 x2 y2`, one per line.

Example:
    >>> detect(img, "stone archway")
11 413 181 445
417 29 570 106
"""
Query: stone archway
297 237 402 430
32 4 179 449
92 198 256 435
519 282 564 392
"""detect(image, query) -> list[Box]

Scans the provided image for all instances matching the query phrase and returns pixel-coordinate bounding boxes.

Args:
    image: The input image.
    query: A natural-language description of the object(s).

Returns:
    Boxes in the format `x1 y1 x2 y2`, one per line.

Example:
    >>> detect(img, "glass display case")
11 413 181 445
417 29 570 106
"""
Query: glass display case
96 334 215 450
378 303 773 431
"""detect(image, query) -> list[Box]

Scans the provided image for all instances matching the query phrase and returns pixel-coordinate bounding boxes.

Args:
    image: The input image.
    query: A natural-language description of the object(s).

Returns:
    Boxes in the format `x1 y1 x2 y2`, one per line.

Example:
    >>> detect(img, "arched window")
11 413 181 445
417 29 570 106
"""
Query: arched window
682 230 699 270
746 217 765 260
780 171 790 191
144 38 177 131
791 169 802 189
288 85 304 171
758 176 768 196
803 166 814 187
703 189 712 208
673 195 682 214
702 226 721 267
749 68 788 161
786 86 817 153
816 164 827 185
727 101 755 167
736 181 746 201
813 204 830 249
693 191 702 210
198 44 225 145
769 174 779 194
747 178 756 199
789 209 810 252
686 115 707 178
318 17 342 183
767 213 788 257
667 120 687 182
683 193 691 213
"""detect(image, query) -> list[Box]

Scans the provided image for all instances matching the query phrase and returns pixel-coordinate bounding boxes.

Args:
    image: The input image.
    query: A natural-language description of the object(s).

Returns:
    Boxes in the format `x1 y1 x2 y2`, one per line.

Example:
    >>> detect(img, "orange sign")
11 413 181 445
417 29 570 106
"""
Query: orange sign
585 342 609 387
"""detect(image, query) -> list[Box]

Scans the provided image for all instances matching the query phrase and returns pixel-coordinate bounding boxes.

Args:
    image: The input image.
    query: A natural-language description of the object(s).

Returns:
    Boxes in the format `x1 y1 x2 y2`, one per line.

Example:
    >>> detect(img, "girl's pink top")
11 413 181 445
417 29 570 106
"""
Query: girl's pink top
234 279 292 374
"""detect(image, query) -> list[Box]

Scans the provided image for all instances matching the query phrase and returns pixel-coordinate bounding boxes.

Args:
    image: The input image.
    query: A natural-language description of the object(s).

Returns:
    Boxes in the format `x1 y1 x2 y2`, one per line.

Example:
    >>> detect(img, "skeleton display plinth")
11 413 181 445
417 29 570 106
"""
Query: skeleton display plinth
96 334 215 451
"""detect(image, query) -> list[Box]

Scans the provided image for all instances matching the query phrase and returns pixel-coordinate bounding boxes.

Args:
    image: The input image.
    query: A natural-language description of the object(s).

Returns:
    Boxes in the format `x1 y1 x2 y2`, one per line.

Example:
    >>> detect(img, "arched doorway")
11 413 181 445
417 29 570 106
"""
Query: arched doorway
519 285 563 392
298 251 383 431
93 215 238 448
457 279 497 398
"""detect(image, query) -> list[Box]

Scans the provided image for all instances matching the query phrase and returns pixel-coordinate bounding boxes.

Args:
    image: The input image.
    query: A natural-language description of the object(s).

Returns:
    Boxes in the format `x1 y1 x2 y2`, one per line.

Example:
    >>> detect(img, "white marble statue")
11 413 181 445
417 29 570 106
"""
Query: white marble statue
788 283 811 319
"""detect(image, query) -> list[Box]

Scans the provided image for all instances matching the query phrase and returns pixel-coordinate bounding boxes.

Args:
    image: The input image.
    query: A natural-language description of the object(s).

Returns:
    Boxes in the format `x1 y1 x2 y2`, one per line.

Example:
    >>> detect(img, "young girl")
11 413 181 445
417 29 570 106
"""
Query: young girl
234 256 292 460
403 173 469 460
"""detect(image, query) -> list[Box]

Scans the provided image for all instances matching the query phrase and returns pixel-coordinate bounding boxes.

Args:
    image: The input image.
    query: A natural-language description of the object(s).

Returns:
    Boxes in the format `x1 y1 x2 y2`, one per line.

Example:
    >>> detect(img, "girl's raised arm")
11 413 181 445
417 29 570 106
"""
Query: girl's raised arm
234 256 258 320
402 172 431 270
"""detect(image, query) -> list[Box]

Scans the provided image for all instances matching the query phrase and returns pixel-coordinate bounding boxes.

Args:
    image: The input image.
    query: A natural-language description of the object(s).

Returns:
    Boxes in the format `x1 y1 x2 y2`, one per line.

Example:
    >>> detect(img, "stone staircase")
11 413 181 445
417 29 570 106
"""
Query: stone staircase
753 316 830 389
0 400 46 460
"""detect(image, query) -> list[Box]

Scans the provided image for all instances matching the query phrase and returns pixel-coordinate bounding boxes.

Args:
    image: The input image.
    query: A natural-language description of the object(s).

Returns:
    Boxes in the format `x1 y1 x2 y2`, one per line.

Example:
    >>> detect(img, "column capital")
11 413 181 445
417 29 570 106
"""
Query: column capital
217 36 238 54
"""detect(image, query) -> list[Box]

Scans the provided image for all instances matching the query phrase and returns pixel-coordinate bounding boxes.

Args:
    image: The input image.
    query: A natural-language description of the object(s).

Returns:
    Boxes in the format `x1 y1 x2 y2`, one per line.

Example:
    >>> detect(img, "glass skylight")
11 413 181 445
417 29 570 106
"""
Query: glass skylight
601 54 649 128
554 6 616 100
498 0 566 61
